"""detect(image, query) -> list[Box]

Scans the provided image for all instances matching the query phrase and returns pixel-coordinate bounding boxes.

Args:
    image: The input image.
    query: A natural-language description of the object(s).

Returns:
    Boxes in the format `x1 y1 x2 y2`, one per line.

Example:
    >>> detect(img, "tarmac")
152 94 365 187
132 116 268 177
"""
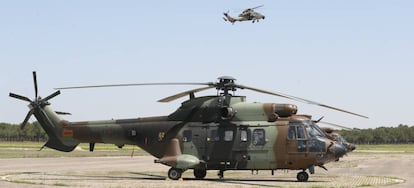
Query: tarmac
0 152 412 188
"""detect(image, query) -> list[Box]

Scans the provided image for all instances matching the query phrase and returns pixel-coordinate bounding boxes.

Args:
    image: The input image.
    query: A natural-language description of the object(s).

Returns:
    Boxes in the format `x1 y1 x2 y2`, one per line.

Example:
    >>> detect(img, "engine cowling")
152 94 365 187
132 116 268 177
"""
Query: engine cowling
274 104 298 117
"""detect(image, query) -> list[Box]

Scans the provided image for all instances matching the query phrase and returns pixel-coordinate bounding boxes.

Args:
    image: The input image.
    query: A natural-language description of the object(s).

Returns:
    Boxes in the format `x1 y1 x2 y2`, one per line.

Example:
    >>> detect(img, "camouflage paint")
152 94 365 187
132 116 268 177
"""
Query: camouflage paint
9 72 357 181
30 95 346 177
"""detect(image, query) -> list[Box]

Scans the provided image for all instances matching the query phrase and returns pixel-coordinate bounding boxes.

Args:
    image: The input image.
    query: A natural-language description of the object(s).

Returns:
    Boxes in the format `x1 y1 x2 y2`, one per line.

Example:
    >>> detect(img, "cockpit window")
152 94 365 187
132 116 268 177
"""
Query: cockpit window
333 134 346 144
296 126 306 139
306 121 326 138
288 125 307 140
288 126 296 140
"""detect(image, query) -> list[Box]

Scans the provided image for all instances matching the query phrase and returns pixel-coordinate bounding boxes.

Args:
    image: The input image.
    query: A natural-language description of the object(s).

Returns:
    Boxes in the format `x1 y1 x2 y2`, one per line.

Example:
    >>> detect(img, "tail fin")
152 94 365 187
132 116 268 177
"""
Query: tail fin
223 12 236 24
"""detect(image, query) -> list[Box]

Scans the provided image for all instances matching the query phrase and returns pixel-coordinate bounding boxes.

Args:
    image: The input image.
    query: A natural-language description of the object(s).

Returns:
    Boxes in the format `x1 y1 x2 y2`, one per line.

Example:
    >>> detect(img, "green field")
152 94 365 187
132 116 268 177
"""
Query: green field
0 141 148 158
356 144 414 152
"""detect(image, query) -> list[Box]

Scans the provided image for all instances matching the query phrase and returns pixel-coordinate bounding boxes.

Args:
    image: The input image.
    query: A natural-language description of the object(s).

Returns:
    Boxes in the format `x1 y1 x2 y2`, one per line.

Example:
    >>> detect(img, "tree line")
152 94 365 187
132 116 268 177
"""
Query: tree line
1 122 413 144
338 124 414 144
0 122 47 141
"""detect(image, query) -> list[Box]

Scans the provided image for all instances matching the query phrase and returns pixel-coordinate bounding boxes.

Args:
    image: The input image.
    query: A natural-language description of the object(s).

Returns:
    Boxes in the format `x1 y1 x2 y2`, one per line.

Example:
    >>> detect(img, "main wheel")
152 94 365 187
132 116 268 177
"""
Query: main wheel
296 171 309 182
193 169 207 179
168 168 182 180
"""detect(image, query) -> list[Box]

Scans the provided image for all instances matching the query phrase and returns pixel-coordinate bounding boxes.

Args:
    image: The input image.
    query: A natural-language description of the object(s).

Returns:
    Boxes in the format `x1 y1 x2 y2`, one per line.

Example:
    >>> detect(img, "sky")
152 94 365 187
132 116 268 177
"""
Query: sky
1 1 413 129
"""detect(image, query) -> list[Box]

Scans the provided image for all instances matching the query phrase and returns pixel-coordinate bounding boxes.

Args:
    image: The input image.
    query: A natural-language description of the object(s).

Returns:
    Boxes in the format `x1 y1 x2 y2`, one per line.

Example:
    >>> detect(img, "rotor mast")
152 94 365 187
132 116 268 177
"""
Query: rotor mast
216 76 237 96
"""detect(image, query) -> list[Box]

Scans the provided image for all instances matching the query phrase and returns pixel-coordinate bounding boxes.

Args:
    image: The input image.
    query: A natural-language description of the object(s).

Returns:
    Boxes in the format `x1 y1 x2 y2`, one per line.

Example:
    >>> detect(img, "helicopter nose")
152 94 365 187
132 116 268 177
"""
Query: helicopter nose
333 143 347 158
348 143 356 151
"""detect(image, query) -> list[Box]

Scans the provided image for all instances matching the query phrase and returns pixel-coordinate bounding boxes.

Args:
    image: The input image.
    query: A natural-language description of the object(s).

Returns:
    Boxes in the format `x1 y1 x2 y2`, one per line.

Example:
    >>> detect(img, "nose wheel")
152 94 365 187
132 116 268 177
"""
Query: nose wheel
296 171 309 182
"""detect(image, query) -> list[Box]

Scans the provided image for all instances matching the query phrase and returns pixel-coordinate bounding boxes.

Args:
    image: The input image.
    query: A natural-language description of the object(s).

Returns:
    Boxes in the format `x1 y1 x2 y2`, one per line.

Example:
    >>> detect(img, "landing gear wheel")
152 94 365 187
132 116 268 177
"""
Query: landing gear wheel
168 168 182 180
297 171 309 182
217 170 224 179
194 169 207 179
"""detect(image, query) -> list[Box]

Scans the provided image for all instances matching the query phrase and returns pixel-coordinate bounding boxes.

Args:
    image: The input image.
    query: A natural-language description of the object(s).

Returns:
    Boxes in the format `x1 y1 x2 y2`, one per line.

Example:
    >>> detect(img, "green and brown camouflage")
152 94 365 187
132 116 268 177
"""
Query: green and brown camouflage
10 73 361 182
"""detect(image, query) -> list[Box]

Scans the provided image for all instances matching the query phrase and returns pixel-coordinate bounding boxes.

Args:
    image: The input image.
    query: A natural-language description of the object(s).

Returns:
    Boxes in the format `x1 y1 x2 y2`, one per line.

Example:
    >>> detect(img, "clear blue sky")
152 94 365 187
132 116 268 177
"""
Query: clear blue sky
1 1 413 129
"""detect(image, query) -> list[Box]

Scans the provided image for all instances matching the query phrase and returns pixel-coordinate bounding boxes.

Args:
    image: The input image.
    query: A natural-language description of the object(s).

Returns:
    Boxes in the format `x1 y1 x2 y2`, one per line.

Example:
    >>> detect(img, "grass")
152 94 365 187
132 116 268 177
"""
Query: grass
0 141 137 150
355 144 414 152
0 141 148 158
53 182 69 186
7 179 43 185
0 141 43 149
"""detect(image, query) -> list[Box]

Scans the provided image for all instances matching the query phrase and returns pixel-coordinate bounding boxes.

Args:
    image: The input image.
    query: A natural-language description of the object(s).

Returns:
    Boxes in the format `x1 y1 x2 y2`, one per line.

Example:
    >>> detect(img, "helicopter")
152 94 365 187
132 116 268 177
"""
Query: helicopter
320 123 357 156
223 5 265 24
9 72 368 182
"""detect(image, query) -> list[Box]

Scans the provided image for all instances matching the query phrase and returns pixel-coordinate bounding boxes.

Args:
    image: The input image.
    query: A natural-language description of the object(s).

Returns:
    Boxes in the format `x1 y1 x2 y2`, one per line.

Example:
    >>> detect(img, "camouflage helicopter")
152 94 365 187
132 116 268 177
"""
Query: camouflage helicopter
223 5 265 24
319 121 357 155
9 72 367 182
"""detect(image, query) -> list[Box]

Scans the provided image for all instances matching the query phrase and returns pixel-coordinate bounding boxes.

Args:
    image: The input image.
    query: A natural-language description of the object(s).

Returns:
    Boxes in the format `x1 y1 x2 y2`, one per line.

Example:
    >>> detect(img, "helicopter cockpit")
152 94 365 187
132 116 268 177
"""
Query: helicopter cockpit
288 120 326 140
306 121 326 138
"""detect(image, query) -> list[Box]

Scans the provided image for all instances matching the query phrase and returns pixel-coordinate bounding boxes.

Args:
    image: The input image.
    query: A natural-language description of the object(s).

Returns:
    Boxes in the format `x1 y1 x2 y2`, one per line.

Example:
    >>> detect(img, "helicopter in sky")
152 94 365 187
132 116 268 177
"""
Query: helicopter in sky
223 5 265 24
9 72 367 182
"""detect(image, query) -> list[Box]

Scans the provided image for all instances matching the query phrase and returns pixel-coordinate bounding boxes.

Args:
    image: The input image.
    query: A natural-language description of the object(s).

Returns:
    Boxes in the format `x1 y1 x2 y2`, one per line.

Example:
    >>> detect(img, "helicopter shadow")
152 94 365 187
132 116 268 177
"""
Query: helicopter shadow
182 177 326 188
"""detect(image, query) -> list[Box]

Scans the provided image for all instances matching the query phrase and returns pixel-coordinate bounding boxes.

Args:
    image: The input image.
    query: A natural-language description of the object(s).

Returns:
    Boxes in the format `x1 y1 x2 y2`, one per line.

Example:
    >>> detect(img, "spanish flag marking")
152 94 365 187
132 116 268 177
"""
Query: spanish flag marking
63 129 73 137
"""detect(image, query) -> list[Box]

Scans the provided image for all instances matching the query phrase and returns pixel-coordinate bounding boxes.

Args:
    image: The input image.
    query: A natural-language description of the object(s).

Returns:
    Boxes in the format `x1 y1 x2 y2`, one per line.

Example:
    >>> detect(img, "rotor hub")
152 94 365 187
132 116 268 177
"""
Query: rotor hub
216 76 237 95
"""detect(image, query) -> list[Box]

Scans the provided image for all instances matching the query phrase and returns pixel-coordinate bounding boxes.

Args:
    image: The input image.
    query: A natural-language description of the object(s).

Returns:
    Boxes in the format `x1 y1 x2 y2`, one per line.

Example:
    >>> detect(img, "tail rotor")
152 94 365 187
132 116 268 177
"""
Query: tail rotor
9 71 61 129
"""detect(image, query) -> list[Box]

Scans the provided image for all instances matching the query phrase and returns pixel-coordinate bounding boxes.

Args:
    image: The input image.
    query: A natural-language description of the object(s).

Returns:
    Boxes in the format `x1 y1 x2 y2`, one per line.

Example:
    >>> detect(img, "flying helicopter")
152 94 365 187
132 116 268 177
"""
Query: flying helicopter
223 5 265 24
9 72 368 182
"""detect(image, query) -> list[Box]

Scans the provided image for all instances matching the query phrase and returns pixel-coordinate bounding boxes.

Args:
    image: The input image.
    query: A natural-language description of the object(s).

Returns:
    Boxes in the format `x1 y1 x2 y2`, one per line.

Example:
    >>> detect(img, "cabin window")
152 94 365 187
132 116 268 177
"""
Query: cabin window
130 129 137 137
211 130 219 141
241 130 248 142
252 129 266 145
309 138 325 152
158 132 165 141
183 130 192 142
224 130 234 141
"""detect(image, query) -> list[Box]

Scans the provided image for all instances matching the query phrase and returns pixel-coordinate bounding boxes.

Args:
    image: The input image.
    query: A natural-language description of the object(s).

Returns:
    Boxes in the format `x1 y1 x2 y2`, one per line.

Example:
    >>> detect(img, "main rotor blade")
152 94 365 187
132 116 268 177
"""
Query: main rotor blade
42 90 61 102
21 109 34 129
158 86 214 102
9 93 32 102
55 82 210 90
33 71 38 99
55 111 72 115
238 84 303 102
318 104 368 119
239 84 369 119
319 121 353 130
252 5 264 10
